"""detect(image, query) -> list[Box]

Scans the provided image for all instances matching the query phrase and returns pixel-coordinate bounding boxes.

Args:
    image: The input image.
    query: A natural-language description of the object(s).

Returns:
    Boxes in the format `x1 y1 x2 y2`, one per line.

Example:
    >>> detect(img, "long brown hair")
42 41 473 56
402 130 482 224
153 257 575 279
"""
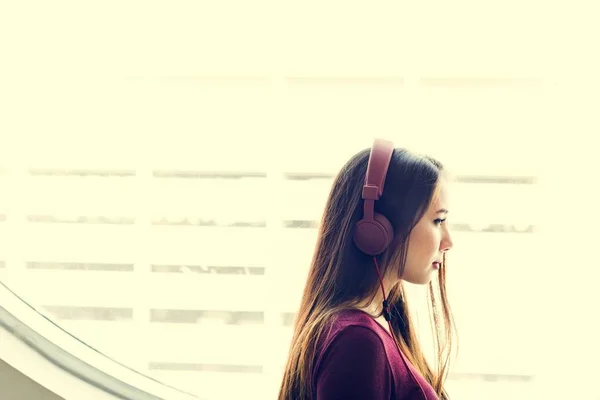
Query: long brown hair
277 146 456 399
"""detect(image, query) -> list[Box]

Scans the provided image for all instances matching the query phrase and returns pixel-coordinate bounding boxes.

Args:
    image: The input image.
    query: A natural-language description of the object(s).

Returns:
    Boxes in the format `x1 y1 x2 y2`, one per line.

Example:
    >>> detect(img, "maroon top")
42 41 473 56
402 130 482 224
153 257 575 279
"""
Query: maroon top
313 309 439 400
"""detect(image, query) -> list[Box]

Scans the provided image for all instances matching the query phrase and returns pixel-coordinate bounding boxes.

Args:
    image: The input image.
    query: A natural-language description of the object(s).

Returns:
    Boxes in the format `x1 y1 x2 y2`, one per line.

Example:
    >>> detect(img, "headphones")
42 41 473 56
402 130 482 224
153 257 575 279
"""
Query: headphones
353 138 395 256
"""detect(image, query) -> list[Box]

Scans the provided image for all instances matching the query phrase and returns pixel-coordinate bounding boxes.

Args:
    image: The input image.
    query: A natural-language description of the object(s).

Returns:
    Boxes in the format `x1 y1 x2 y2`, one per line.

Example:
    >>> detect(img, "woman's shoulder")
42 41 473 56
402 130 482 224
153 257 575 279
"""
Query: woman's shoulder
313 310 394 399
328 308 383 332
326 309 386 347
315 309 390 369
320 308 387 341
315 309 439 400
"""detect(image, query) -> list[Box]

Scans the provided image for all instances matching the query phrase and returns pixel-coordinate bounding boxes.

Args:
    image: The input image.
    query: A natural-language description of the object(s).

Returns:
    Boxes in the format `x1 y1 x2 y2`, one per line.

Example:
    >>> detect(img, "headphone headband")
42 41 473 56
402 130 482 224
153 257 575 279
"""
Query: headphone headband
362 139 394 201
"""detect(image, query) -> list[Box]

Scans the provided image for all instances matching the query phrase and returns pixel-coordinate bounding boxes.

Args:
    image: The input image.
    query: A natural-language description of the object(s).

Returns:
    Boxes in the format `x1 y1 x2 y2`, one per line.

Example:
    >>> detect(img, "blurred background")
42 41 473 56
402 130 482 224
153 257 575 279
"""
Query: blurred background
0 1 598 399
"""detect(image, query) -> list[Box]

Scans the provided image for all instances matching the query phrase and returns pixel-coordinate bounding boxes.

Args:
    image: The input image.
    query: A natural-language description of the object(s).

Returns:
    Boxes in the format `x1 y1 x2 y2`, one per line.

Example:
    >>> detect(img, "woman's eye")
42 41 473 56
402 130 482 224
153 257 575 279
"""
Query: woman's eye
434 218 446 225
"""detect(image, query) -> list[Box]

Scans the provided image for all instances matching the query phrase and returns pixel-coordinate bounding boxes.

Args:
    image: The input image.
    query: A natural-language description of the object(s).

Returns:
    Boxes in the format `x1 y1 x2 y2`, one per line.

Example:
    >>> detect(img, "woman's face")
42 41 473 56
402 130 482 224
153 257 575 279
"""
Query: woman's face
401 180 454 285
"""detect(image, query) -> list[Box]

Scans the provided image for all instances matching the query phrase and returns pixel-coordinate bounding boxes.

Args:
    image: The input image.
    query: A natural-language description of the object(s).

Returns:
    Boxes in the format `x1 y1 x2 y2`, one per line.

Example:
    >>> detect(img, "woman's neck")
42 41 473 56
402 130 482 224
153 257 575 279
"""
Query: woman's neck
353 303 392 334
355 299 383 317
353 278 400 332
357 277 398 312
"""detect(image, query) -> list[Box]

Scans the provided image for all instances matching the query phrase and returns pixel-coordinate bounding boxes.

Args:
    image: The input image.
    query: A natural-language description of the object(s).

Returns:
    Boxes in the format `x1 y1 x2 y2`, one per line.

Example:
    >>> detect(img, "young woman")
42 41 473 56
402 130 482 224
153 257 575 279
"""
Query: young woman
278 139 456 399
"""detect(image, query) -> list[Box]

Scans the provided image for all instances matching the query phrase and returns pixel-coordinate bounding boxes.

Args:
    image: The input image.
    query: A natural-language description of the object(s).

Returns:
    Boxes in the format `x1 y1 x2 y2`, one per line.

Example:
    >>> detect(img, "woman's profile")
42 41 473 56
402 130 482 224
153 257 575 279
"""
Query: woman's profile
277 139 456 399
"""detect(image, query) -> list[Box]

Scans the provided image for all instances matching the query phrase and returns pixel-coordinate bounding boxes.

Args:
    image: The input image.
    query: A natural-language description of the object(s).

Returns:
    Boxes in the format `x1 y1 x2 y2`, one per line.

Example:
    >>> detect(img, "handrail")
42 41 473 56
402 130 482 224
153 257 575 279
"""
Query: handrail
0 280 202 400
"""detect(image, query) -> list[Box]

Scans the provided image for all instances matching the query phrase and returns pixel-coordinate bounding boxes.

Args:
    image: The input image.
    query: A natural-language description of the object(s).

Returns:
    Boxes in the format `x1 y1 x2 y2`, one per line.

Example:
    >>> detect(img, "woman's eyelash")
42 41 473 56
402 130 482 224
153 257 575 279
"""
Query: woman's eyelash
434 218 447 225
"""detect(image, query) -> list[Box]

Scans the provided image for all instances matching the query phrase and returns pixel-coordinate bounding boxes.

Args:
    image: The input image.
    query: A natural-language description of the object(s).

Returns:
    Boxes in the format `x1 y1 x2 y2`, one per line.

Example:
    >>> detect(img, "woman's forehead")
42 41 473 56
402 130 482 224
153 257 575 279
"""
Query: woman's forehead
429 179 451 211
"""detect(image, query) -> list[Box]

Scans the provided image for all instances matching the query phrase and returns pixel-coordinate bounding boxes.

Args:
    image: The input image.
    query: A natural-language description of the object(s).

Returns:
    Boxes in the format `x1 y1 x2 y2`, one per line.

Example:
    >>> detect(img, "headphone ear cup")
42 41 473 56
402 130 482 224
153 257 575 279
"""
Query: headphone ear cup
353 213 394 256
373 213 394 247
